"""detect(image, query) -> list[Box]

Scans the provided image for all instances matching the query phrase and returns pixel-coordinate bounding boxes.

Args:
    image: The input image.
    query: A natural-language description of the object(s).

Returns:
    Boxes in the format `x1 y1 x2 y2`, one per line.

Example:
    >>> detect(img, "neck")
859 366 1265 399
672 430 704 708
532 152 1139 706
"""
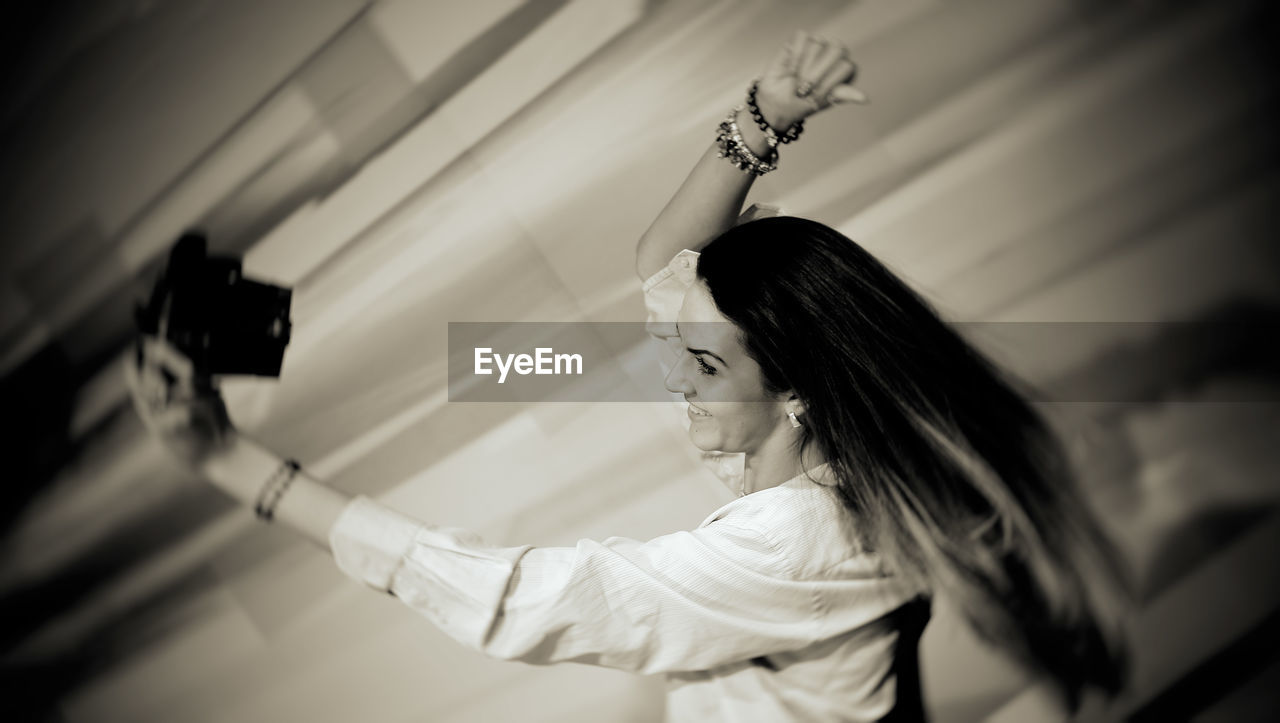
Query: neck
742 427 826 495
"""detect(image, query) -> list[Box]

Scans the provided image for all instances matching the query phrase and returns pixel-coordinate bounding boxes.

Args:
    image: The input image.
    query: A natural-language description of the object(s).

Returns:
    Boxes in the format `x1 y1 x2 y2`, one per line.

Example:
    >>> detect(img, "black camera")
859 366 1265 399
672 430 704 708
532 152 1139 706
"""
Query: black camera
136 232 292 377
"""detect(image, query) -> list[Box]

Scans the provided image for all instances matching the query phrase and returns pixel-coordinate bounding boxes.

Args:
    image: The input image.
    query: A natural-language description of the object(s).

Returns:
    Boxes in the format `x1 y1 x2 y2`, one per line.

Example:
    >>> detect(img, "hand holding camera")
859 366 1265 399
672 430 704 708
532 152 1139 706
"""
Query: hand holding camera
126 334 236 470
127 232 292 470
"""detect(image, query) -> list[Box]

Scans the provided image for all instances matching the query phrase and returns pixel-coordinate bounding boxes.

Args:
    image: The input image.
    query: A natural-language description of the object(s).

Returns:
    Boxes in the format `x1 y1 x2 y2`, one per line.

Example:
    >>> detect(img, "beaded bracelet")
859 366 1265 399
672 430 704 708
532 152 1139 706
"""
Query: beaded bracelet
747 79 803 144
253 458 302 522
715 108 778 176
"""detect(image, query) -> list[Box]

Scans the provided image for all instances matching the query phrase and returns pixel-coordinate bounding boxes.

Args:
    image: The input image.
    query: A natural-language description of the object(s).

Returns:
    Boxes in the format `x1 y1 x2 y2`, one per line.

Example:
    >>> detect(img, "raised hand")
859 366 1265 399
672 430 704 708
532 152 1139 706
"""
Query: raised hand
125 334 235 469
755 30 866 134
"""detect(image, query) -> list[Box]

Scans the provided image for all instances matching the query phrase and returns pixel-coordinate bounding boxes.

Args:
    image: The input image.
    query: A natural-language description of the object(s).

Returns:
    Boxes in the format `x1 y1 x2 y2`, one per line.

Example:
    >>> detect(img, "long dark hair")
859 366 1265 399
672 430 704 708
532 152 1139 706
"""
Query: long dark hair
697 216 1129 710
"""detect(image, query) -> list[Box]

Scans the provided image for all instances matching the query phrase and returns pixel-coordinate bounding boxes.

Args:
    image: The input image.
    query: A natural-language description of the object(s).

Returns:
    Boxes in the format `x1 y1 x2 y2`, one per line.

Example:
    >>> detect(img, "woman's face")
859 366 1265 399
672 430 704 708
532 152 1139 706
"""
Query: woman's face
666 280 792 453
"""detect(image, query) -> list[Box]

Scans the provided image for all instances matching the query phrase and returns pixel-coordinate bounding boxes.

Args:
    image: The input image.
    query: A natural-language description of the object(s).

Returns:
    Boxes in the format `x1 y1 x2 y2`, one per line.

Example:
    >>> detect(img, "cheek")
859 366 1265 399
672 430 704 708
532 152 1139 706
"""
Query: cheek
702 402 772 434
699 373 770 414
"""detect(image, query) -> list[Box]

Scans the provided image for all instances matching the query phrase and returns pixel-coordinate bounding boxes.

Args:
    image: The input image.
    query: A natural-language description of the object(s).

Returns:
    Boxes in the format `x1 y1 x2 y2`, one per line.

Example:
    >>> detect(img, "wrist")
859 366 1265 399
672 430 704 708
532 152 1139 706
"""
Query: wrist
733 108 774 157
755 95 803 135
746 80 805 147
200 433 281 507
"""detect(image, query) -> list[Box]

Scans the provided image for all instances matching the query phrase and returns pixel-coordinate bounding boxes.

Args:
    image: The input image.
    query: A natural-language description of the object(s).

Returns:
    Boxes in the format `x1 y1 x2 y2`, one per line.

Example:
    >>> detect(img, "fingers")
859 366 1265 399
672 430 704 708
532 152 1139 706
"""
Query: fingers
828 84 870 105
125 340 232 459
130 335 211 415
123 351 161 432
792 34 868 108
788 29 807 72
756 30 868 126
814 57 858 104
804 42 845 93
128 344 176 432
797 34 824 83
141 336 195 384
137 344 172 406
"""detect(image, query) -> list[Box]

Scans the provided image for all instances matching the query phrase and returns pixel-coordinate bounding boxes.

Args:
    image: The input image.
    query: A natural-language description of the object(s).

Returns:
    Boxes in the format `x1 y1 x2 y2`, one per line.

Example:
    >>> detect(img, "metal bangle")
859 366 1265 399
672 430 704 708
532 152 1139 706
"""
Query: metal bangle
254 458 302 522
715 109 777 176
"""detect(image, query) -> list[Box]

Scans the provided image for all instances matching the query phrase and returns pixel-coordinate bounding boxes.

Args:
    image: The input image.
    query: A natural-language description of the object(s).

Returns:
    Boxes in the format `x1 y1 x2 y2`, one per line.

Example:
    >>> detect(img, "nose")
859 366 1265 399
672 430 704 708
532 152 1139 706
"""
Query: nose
664 354 693 395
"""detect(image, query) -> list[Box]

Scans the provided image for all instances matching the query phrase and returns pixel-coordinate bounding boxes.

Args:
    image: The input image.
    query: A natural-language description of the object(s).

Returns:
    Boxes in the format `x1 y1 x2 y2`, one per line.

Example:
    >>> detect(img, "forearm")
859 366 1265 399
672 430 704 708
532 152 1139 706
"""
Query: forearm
201 434 351 550
634 109 776 280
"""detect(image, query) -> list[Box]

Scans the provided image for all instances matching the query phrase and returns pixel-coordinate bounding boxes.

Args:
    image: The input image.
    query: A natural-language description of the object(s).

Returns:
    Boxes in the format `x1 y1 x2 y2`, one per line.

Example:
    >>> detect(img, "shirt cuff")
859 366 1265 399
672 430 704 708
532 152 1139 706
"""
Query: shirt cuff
329 495 421 592
641 248 699 293
643 248 700 334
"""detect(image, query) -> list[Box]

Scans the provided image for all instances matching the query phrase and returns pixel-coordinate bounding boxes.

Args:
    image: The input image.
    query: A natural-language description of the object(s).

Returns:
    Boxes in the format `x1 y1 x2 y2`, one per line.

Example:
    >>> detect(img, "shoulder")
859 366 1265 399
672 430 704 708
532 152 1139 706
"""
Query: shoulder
707 471 868 580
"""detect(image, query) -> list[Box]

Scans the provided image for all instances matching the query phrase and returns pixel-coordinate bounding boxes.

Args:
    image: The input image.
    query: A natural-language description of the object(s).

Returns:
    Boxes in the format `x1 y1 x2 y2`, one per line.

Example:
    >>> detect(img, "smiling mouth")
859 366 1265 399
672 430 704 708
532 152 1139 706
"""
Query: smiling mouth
688 404 712 417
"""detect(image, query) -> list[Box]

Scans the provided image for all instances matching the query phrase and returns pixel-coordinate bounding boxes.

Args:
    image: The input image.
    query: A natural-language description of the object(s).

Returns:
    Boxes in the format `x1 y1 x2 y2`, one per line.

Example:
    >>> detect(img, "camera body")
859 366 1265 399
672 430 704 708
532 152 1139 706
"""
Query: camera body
136 232 292 377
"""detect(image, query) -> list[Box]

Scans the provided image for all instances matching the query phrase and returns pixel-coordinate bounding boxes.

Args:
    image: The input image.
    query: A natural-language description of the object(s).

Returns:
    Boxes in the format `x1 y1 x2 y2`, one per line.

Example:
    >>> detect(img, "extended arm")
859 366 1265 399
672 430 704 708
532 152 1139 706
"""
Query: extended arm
325 495 916 675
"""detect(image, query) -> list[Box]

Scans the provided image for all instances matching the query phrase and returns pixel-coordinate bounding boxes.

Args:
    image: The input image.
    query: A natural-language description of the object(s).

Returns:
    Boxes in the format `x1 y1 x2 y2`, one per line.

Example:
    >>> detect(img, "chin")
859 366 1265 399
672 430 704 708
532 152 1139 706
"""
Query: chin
689 432 744 454
687 429 721 452
687 435 715 451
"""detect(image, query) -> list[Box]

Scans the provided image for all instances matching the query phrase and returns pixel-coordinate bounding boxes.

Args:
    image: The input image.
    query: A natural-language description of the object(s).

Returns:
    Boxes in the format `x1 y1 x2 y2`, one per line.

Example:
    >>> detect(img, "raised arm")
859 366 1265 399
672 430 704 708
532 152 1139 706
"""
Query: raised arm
634 31 866 280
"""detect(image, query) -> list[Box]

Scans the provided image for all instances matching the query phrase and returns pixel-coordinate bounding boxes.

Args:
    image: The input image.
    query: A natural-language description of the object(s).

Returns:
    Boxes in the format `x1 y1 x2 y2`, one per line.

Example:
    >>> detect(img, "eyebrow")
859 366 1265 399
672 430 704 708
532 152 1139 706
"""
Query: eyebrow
688 347 728 367
676 321 729 367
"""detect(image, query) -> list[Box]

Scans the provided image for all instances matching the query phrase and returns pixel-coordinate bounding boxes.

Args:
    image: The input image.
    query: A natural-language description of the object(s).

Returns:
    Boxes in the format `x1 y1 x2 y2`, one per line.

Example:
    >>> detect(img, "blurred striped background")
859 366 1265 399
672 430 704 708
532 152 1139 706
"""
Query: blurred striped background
1 1 1278 720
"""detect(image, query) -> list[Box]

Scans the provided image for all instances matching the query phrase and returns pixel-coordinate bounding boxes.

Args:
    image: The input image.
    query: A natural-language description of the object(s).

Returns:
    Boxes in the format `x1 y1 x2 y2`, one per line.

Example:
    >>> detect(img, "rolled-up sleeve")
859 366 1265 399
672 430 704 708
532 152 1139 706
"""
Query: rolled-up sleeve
330 495 899 675
330 496 531 648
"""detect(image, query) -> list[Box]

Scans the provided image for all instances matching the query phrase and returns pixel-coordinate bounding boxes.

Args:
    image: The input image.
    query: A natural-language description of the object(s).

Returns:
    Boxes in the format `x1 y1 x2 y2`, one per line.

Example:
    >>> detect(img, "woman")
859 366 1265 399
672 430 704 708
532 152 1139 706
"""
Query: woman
130 31 1128 721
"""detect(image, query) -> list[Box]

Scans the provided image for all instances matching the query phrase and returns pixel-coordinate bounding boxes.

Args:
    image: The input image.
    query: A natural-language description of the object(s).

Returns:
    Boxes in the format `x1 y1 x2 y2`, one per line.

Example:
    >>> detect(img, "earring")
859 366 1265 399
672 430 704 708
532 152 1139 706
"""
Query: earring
788 411 802 428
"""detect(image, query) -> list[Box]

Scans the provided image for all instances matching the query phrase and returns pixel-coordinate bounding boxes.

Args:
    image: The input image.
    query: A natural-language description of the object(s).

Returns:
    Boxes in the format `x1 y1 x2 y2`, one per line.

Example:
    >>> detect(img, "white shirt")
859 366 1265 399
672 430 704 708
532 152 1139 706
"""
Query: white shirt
329 247 929 721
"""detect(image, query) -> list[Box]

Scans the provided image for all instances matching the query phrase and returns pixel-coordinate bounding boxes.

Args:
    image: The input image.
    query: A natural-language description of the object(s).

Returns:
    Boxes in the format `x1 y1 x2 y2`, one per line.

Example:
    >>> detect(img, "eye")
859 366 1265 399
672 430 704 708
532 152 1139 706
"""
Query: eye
694 355 717 376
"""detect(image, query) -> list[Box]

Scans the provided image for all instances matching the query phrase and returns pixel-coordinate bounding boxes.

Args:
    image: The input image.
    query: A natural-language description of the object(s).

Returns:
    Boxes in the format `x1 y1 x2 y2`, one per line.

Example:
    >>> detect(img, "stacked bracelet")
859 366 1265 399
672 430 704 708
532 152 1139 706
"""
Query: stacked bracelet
254 458 302 522
747 79 803 144
715 107 778 177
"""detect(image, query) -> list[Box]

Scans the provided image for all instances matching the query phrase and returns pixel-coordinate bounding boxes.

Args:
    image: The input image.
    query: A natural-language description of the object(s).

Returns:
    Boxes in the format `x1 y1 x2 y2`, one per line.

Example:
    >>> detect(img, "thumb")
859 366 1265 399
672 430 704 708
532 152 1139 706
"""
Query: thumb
828 84 870 105
123 353 155 427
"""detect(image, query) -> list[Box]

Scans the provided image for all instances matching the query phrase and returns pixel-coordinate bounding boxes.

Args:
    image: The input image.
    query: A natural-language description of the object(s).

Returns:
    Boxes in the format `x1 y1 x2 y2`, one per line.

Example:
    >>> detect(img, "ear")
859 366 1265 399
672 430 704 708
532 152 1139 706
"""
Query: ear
783 394 807 419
